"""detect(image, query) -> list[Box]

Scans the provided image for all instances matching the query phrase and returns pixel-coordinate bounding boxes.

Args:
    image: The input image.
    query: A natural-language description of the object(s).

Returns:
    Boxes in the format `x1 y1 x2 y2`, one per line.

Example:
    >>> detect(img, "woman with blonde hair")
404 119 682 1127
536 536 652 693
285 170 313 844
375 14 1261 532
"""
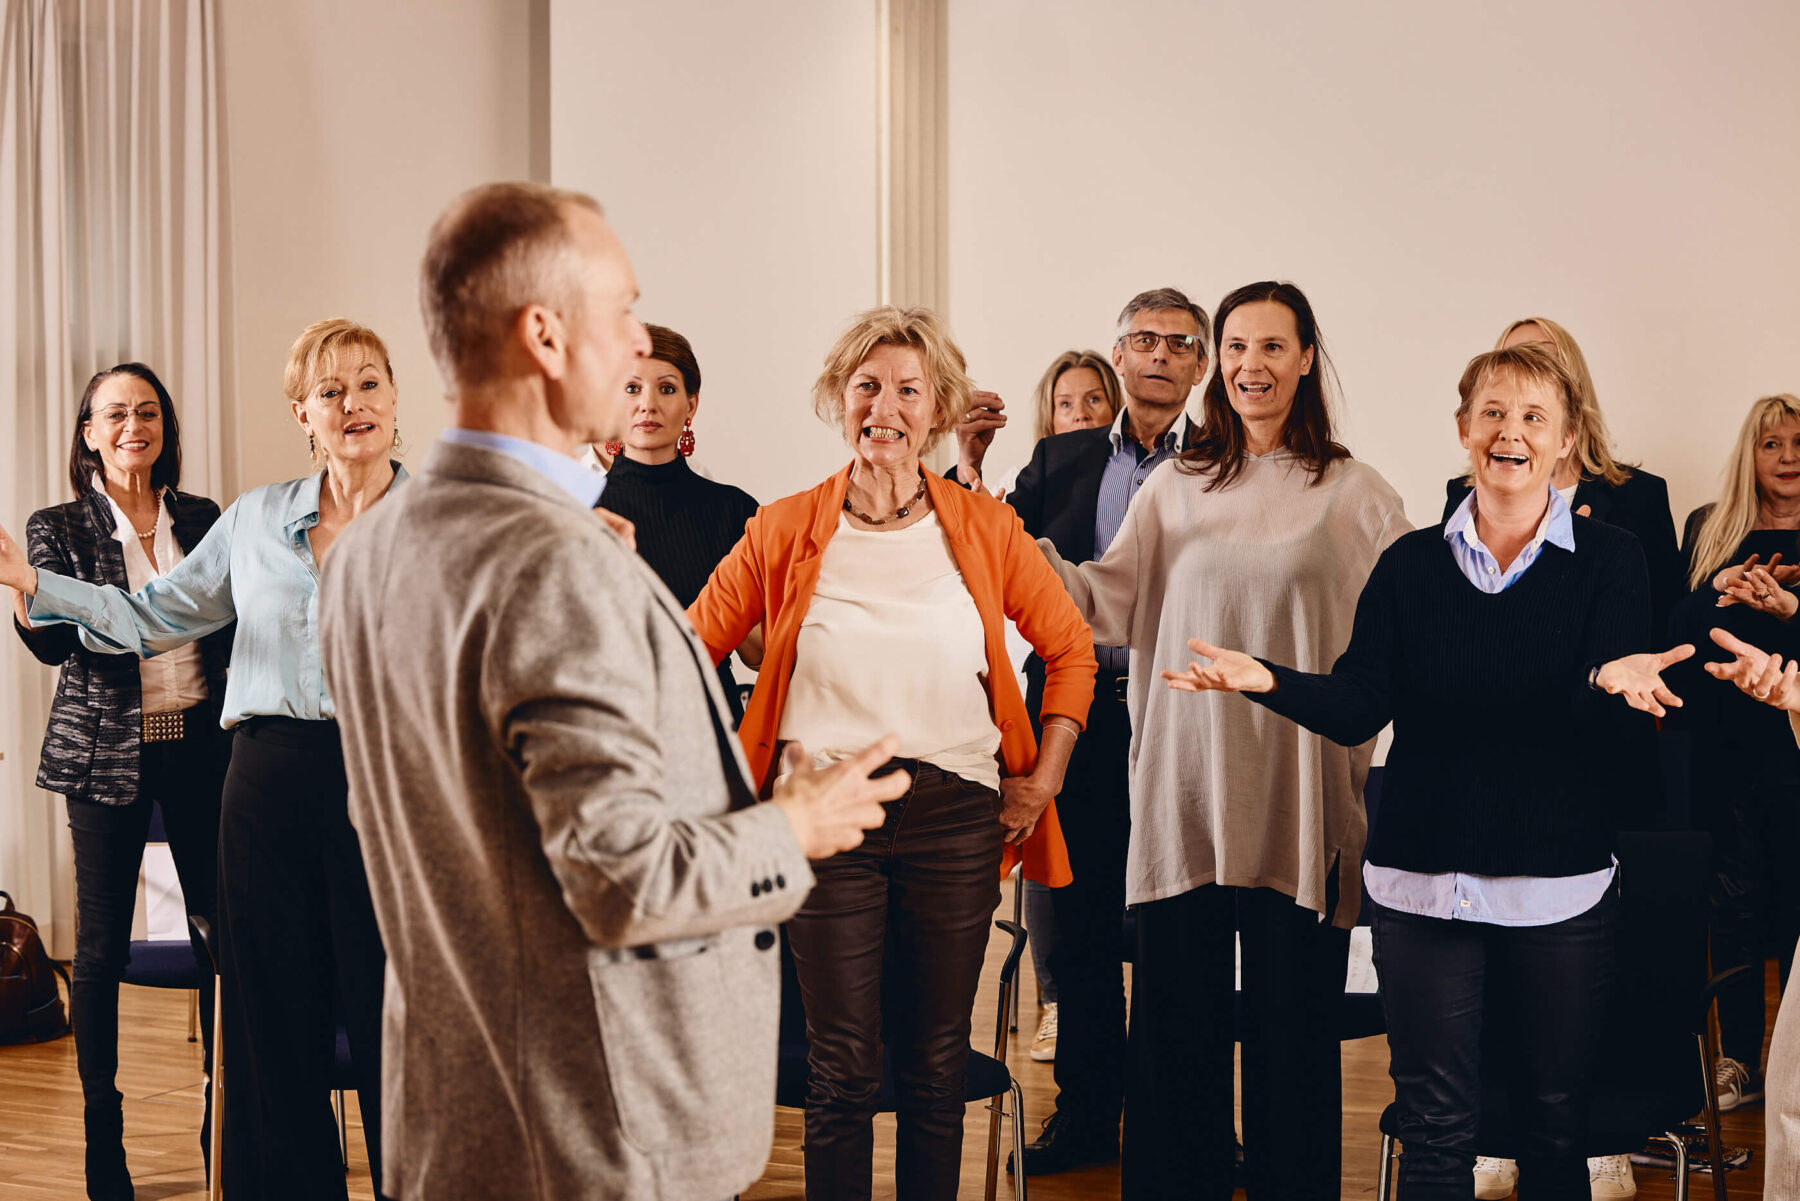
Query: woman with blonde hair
1667 392 1800 1116
1445 316 1682 633
689 305 1096 1198
0 318 406 1200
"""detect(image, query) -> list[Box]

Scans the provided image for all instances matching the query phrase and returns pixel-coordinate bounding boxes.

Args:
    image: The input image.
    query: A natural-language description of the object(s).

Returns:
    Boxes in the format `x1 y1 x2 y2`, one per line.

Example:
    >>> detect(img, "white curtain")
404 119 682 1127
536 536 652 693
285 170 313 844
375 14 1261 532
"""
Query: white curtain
0 0 228 957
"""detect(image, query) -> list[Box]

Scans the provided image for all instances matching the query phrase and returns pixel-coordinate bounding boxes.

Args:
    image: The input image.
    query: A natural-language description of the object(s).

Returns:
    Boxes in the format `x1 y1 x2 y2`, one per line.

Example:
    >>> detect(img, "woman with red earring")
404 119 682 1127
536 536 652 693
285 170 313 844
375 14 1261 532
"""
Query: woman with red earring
595 323 762 720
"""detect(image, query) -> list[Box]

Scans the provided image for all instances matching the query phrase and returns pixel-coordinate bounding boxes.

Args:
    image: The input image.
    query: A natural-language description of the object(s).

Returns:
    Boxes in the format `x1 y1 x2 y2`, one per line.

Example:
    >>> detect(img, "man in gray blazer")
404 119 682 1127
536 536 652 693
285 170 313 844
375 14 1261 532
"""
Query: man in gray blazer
318 182 904 1201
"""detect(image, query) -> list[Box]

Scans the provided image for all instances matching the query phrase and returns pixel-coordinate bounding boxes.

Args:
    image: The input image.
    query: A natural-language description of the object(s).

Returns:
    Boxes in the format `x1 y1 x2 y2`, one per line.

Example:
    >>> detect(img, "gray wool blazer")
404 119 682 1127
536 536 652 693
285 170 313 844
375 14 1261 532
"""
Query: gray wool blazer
318 440 813 1201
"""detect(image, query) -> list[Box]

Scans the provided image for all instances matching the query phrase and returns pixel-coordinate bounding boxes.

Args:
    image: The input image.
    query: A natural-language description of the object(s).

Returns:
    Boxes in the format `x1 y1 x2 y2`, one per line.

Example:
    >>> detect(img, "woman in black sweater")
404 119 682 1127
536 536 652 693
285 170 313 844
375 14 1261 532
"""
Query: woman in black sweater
596 324 759 717
11 364 233 1199
1666 391 1800 1111
1163 345 1689 1200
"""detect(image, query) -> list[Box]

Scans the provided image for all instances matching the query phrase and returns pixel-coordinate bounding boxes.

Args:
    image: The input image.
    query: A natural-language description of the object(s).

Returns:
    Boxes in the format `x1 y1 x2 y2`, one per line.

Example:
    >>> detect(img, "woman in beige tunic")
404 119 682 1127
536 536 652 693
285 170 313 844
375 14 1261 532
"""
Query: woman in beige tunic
1038 281 1409 1200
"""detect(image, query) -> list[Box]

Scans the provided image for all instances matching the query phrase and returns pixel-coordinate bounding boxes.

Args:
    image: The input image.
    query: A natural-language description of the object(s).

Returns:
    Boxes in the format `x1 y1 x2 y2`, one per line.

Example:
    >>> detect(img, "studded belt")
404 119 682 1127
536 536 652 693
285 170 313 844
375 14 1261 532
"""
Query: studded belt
142 709 187 743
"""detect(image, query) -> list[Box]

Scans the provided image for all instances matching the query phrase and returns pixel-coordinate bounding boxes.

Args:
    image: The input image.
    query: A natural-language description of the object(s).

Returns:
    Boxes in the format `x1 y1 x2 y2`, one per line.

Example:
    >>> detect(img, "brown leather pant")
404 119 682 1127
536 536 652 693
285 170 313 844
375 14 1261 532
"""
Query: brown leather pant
788 760 1005 1201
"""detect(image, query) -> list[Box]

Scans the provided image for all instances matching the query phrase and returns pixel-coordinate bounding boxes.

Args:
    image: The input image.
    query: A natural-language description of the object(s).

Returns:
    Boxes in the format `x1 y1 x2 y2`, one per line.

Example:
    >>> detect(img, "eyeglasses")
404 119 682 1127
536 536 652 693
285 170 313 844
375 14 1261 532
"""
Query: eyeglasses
1120 331 1204 357
92 406 163 425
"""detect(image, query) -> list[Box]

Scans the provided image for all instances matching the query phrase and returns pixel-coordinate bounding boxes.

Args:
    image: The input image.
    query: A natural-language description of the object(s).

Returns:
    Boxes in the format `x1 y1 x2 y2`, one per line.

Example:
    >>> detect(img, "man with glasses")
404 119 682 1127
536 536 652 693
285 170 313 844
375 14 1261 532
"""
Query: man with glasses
953 287 1210 1175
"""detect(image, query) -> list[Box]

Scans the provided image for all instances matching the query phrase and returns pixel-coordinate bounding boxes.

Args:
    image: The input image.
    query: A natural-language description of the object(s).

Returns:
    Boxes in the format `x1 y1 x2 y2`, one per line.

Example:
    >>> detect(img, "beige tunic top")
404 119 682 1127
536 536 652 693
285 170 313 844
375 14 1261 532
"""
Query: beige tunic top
1043 451 1410 926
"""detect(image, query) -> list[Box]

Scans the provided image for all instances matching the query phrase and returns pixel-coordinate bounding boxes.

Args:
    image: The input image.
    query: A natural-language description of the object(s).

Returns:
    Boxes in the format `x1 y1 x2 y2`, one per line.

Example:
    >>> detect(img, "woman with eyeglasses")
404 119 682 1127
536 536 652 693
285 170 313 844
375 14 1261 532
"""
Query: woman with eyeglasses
1035 281 1409 1199
11 364 232 1199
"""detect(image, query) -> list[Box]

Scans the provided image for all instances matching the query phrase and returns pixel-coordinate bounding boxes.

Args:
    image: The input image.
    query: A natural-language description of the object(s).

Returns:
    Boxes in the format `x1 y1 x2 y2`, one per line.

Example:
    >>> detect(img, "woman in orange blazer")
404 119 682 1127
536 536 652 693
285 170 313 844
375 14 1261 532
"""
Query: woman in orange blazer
690 305 1095 1200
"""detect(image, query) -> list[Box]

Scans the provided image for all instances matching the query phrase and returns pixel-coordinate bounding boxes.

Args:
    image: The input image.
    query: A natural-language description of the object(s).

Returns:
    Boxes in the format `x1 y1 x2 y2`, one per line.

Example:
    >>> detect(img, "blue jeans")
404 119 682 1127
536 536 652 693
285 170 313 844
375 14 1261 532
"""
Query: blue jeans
1371 887 1619 1200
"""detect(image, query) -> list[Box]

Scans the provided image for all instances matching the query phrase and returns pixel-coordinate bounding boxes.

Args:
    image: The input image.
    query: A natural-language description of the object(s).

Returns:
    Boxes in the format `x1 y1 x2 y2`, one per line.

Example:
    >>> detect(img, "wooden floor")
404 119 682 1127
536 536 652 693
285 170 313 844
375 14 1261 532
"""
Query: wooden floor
0 880 1776 1199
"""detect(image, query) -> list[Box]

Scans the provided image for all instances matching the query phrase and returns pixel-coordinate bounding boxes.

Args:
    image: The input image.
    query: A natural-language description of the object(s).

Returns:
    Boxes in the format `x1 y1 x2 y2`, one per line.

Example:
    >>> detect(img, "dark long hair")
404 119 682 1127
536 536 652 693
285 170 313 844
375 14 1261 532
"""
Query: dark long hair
69 363 182 499
1177 281 1349 491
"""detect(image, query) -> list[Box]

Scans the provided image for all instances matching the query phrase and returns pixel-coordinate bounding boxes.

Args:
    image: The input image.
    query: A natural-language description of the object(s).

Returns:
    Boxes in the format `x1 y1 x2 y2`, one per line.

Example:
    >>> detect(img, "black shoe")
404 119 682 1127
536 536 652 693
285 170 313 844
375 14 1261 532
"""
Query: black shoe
1006 1109 1120 1175
83 1098 134 1201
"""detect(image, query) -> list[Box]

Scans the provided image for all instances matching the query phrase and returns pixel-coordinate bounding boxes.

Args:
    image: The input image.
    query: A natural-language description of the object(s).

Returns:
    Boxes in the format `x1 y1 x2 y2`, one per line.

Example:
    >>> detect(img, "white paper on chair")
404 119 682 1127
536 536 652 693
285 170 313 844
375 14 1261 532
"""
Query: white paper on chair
141 844 190 941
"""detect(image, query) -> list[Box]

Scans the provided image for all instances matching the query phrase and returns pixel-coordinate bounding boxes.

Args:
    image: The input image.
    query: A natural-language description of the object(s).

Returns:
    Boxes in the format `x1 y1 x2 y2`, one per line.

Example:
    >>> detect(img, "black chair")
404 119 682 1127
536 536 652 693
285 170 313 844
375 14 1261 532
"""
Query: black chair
190 915 223 1201
775 920 1032 1201
1376 829 1745 1201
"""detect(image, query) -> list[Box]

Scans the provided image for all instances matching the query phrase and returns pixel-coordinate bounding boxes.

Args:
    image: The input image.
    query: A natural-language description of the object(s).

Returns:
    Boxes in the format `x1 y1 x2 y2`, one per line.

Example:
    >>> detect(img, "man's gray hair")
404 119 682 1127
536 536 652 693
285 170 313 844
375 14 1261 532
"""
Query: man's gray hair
1114 287 1211 347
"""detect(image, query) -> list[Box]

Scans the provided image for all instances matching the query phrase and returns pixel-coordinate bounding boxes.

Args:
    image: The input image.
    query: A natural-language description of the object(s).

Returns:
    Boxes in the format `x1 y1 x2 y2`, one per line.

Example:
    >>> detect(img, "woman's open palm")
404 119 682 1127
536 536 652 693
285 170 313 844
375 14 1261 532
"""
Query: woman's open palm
1161 637 1276 695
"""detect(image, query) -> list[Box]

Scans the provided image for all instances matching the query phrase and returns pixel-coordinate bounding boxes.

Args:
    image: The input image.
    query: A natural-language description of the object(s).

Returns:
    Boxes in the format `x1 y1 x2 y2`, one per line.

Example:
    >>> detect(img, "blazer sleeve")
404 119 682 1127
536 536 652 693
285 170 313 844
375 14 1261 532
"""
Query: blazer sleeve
1001 436 1053 538
1625 473 1683 637
998 506 1096 730
490 551 811 949
1036 463 1148 646
15 509 83 666
687 510 770 667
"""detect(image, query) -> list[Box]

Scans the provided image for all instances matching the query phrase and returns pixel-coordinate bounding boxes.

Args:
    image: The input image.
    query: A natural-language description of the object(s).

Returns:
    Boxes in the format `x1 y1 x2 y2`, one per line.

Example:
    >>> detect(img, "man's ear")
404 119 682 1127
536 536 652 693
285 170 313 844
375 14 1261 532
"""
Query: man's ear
518 304 569 380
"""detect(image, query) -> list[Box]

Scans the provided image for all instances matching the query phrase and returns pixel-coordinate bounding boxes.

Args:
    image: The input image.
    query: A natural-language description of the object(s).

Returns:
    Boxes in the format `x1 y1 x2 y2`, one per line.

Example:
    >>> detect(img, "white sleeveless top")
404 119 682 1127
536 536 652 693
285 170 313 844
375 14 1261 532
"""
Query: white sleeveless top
778 511 1002 791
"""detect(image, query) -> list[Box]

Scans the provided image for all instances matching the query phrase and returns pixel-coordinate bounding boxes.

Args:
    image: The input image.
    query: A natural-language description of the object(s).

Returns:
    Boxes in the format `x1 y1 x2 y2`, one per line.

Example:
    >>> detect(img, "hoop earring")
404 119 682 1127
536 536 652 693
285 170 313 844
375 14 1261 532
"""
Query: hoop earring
676 418 695 458
603 440 624 457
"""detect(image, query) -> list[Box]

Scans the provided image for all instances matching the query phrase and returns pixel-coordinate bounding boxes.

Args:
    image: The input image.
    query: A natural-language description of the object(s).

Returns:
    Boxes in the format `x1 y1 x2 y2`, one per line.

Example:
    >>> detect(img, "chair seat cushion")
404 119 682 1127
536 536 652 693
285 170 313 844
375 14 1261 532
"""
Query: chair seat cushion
121 940 203 989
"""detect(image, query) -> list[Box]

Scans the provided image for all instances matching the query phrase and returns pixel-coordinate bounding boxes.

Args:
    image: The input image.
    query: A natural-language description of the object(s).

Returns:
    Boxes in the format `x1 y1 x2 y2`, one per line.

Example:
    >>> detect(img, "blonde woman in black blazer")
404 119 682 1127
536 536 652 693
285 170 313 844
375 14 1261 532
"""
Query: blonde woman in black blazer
11 363 232 1199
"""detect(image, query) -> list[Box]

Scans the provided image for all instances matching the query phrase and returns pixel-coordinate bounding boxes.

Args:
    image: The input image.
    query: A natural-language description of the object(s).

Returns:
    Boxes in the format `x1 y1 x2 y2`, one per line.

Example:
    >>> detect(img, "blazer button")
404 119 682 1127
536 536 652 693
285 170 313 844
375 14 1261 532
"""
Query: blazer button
776 874 787 889
750 881 762 897
761 877 775 894
754 929 776 951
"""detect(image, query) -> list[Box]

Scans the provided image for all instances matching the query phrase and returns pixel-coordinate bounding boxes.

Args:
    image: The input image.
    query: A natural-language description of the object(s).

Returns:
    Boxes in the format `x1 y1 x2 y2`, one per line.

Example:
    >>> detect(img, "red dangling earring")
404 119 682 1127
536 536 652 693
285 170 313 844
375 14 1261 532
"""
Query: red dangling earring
676 418 695 458
602 440 624 457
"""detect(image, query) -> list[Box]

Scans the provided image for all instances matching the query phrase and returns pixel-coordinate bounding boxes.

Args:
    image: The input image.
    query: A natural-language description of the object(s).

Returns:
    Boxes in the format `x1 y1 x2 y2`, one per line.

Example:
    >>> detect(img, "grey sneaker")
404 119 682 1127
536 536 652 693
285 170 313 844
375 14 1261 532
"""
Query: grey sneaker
1714 1055 1764 1111
1474 1155 1518 1199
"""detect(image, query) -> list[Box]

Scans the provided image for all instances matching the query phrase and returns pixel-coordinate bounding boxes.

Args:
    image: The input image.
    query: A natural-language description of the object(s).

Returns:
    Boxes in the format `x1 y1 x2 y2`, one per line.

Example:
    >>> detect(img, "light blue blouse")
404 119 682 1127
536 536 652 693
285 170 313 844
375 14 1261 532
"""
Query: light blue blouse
27 465 409 728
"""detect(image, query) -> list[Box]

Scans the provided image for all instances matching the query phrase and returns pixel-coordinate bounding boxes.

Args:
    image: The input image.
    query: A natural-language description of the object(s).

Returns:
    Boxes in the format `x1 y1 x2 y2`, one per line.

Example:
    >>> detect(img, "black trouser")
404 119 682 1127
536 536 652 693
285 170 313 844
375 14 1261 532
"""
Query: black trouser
1123 880 1349 1201
787 761 1005 1201
1042 680 1130 1130
217 718 387 1201
1371 889 1619 1200
1700 739 1800 1066
67 719 228 1150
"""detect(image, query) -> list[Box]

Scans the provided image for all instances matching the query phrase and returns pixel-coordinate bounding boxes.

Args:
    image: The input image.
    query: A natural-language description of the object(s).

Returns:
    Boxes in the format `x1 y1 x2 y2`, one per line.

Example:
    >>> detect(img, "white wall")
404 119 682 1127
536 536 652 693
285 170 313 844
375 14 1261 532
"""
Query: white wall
549 1 880 505
946 0 1800 528
219 0 538 493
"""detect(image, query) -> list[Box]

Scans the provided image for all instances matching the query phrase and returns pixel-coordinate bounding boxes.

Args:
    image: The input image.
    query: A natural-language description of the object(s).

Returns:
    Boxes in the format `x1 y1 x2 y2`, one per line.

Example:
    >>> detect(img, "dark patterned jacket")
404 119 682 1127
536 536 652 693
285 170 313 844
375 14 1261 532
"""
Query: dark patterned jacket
13 489 234 805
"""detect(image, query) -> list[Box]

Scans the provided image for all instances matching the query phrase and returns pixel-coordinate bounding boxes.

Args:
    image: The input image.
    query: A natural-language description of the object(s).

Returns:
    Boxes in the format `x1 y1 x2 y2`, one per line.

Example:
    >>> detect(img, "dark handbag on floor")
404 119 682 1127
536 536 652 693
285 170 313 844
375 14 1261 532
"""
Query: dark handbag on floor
0 889 72 1043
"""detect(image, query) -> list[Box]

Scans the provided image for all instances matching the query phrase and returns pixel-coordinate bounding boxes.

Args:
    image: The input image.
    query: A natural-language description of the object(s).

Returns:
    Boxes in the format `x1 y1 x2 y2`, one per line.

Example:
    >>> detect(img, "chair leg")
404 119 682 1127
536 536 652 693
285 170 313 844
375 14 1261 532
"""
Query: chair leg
335 1089 348 1169
1011 1079 1028 1201
1654 1132 1690 1201
985 1093 1003 1201
1377 1132 1395 1200
188 989 198 1043
1010 869 1022 1034
1696 1031 1730 1201
208 989 223 1201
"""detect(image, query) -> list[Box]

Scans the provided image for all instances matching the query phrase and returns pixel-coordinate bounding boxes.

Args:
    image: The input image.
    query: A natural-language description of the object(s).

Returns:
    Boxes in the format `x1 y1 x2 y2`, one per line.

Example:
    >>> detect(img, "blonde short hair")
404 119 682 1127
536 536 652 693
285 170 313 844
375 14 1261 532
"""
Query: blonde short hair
812 306 975 456
283 318 394 404
1455 343 1582 442
1494 316 1632 487
1031 350 1121 444
420 181 603 389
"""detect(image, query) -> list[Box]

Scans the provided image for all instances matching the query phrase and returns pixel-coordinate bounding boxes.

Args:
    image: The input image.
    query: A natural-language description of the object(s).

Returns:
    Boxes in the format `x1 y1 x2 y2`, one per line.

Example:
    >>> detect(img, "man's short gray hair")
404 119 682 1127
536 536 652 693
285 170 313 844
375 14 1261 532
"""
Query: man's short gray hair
1114 287 1211 347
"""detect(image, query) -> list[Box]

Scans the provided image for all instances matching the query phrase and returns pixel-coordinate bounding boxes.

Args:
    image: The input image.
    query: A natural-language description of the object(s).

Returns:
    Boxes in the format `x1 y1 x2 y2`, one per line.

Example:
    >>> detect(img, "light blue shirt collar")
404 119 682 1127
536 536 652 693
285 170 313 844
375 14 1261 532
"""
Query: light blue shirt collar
440 428 605 508
1105 406 1190 456
1445 484 1575 556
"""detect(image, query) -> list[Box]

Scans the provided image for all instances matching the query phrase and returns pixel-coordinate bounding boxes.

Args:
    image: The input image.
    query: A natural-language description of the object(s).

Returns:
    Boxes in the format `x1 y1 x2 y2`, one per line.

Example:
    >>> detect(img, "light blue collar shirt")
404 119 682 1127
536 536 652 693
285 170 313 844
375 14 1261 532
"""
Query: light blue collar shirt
1442 483 1574 594
439 428 605 508
29 464 410 727
1091 407 1191 673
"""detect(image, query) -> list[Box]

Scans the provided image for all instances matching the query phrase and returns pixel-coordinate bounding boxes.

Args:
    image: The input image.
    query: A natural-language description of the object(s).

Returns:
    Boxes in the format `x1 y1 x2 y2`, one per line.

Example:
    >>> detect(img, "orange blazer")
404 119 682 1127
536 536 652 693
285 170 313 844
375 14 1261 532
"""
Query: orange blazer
687 464 1096 886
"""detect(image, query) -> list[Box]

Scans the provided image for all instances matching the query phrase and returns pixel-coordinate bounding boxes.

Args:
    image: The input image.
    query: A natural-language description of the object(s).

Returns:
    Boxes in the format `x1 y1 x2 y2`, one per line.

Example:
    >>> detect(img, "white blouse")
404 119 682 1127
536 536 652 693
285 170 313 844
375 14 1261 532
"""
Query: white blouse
779 512 1002 791
95 478 209 713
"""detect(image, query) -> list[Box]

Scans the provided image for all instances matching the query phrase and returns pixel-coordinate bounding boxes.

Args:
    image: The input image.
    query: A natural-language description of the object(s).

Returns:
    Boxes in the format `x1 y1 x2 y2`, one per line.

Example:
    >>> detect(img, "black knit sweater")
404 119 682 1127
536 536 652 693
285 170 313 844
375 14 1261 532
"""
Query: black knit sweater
597 455 759 609
1251 518 1653 877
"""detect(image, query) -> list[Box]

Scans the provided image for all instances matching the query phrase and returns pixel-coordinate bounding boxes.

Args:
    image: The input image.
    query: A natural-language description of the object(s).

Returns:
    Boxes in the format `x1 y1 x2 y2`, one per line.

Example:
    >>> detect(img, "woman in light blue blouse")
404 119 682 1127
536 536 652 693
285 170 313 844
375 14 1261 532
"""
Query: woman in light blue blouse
0 318 406 1201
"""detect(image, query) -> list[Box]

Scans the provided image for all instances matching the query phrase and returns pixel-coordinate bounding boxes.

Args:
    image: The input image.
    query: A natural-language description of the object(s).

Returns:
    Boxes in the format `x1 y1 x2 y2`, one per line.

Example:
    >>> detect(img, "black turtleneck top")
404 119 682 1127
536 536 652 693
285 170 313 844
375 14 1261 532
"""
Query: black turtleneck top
598 455 759 717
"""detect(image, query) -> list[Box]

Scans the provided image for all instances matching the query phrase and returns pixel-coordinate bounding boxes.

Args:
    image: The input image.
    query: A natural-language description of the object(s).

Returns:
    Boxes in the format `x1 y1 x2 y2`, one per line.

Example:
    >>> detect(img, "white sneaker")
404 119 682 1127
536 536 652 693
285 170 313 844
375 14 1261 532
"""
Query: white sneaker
1028 1001 1058 1062
1473 1155 1518 1199
1714 1055 1764 1111
1588 1153 1637 1199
